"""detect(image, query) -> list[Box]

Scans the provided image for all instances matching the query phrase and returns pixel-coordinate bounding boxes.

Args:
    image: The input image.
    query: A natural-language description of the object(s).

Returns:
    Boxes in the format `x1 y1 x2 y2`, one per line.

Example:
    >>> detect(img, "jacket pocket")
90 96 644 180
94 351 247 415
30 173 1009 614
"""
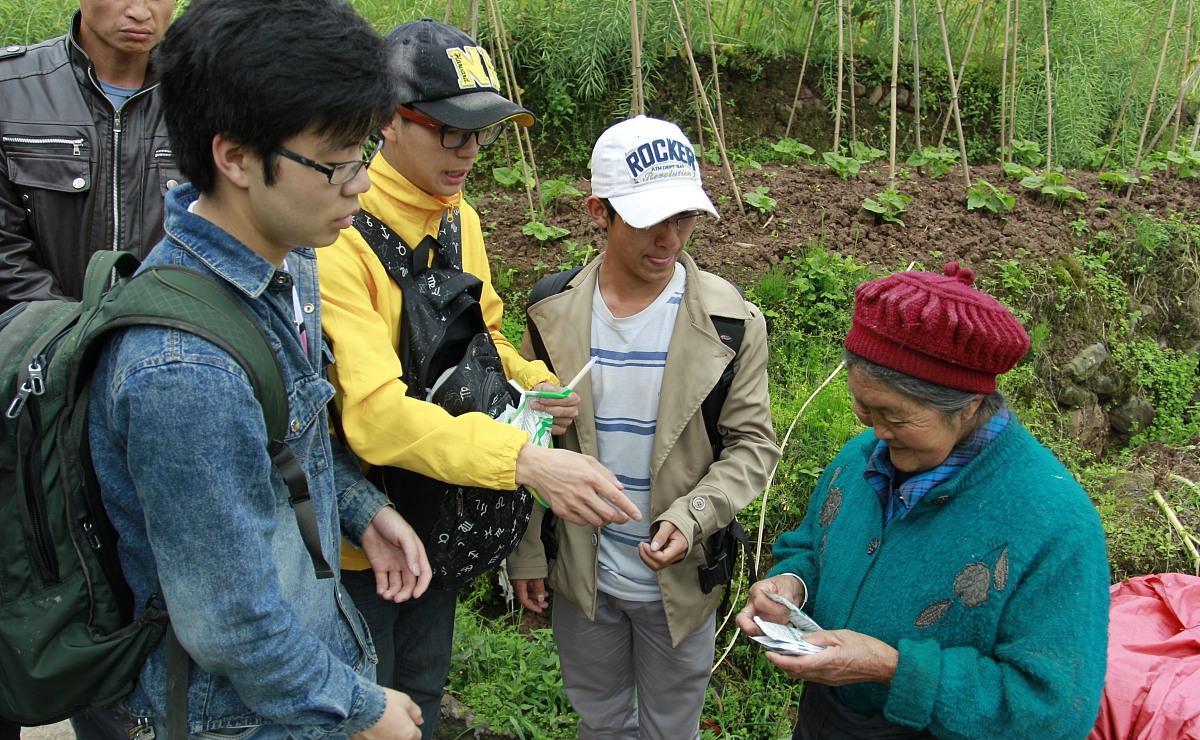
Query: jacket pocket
151 145 184 195
282 374 335 478
2 127 93 192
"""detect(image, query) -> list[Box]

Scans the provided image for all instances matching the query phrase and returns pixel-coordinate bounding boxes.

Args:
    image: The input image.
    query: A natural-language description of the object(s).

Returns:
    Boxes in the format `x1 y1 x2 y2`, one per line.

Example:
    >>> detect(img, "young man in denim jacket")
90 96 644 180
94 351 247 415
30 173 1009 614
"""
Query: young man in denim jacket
87 1 429 737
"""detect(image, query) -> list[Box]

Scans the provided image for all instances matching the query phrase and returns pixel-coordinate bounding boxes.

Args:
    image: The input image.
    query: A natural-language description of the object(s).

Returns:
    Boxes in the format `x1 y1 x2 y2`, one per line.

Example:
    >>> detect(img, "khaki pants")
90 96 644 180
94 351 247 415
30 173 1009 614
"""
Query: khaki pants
552 592 715 740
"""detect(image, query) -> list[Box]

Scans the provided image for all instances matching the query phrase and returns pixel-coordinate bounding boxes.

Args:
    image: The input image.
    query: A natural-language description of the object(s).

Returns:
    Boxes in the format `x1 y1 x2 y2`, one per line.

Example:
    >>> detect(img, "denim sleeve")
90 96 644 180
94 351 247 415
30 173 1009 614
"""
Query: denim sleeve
329 430 388 547
111 359 385 734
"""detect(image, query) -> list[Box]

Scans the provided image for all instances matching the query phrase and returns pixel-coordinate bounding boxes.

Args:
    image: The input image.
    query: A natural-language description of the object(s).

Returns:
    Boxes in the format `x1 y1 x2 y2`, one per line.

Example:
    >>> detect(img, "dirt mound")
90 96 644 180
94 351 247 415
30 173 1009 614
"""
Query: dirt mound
474 162 1200 286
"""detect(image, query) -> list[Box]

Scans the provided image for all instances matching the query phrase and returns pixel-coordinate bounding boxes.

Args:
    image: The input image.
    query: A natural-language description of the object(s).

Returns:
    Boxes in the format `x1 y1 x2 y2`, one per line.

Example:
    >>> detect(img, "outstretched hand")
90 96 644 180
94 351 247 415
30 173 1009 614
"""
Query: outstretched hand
361 507 431 603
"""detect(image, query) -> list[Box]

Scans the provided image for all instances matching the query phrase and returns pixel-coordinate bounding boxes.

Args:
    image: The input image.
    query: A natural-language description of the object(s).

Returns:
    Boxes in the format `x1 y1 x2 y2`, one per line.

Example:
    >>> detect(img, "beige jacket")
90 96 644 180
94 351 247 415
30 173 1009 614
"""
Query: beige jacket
506 252 780 646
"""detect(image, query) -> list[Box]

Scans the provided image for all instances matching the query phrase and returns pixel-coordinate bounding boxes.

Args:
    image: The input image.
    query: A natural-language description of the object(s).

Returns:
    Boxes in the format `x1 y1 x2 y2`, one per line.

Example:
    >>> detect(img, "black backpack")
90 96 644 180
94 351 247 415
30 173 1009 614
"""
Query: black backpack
0 251 329 732
351 209 532 590
525 266 756 596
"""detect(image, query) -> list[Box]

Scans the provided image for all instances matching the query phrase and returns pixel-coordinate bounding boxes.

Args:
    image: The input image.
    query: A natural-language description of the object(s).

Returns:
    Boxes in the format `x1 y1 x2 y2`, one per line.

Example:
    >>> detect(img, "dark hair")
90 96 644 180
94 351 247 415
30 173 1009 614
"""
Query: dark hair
600 198 618 221
156 0 398 193
843 350 1005 427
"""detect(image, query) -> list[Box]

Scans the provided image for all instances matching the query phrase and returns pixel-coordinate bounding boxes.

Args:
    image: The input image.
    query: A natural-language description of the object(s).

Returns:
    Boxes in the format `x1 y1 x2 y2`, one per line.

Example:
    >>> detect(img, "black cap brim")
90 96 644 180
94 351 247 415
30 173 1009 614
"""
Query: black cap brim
412 91 535 130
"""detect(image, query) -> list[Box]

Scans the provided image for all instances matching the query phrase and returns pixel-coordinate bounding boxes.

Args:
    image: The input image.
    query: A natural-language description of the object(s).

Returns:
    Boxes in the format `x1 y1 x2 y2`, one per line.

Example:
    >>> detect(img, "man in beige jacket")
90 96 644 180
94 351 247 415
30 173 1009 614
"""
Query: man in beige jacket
507 116 780 739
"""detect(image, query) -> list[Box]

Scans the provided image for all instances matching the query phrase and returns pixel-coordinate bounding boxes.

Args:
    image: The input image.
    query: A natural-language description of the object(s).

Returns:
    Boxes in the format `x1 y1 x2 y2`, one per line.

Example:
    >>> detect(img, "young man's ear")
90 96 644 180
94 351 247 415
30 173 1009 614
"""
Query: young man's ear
380 110 404 144
210 133 254 190
585 195 611 231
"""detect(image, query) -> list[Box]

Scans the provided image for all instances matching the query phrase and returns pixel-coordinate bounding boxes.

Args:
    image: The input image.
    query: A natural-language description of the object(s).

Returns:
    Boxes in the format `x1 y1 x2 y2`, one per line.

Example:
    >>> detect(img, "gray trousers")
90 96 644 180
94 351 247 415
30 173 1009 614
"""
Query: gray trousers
552 593 716 740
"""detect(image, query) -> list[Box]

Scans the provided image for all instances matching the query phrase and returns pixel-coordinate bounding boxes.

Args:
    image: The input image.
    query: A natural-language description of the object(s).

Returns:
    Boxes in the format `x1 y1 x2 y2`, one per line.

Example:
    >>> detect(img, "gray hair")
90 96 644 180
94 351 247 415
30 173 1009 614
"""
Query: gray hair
842 351 1004 427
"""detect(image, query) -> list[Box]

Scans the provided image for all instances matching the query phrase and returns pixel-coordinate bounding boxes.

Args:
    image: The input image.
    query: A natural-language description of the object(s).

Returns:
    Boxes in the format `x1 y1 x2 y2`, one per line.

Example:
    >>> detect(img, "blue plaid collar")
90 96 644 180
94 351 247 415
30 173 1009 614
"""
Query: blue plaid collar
865 406 1011 524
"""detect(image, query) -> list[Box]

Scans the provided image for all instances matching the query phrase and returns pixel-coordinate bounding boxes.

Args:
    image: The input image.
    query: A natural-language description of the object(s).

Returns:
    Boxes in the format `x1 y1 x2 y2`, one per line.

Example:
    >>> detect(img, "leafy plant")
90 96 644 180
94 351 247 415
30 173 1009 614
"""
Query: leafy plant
966 179 1016 213
1149 147 1200 178
823 151 862 179
1010 139 1044 168
493 162 534 189
1019 171 1087 201
744 185 778 214
522 219 570 241
850 141 886 163
1098 170 1142 188
557 239 596 270
770 138 816 161
861 188 912 226
1003 162 1036 180
539 177 583 209
1069 218 1090 237
906 145 960 178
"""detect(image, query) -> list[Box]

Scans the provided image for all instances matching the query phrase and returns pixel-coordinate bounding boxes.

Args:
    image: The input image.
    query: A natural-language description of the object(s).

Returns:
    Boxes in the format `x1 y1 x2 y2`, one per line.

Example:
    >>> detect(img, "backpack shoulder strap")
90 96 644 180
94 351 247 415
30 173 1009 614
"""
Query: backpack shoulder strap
87 266 332 581
701 313 746 458
352 209 417 287
525 265 584 375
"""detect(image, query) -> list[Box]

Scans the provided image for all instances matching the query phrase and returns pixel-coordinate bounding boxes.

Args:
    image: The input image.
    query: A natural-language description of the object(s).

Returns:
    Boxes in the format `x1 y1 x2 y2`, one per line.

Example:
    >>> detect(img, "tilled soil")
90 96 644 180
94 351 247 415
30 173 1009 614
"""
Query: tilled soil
473 162 1200 285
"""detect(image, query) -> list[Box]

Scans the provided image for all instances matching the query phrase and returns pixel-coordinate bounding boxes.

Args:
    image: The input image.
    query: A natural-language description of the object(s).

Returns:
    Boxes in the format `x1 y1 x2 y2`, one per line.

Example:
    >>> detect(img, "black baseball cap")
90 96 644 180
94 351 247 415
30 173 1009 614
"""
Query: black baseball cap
386 19 535 130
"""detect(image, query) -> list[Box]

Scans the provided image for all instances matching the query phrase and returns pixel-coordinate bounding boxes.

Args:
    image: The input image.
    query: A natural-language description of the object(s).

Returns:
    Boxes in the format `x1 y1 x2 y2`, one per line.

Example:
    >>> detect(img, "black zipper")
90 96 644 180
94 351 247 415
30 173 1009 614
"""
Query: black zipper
22 395 60 582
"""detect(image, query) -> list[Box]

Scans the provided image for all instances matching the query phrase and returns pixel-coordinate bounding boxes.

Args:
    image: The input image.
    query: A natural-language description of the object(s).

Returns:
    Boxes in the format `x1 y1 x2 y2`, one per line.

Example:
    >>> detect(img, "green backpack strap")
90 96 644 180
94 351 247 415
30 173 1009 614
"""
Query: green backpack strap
80 265 333 581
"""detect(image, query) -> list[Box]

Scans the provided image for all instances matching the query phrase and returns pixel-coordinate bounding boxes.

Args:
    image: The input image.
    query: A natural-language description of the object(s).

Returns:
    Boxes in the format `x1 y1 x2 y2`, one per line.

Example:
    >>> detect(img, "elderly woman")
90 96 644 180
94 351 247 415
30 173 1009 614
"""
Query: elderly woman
738 264 1110 739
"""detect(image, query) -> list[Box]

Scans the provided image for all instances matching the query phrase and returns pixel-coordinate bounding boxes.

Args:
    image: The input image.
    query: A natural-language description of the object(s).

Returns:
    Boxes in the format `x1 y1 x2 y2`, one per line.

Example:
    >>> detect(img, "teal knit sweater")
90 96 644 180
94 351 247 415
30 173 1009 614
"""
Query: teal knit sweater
770 419 1110 739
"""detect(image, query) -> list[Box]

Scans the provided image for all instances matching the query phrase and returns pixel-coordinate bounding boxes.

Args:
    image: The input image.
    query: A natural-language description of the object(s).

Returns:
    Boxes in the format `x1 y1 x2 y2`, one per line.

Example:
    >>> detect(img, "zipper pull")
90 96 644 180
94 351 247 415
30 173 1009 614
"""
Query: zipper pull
72 139 82 156
27 356 45 395
5 382 32 419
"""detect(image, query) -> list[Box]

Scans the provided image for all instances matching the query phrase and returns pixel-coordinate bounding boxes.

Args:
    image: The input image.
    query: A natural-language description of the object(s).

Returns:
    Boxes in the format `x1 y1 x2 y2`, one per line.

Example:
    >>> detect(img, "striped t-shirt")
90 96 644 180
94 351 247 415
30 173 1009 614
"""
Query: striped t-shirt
592 263 686 601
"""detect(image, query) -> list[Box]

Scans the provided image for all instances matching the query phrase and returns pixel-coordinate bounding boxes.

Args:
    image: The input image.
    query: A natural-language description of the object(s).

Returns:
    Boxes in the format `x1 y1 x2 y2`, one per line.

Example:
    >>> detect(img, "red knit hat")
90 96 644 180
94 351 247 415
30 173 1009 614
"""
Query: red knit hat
844 263 1030 393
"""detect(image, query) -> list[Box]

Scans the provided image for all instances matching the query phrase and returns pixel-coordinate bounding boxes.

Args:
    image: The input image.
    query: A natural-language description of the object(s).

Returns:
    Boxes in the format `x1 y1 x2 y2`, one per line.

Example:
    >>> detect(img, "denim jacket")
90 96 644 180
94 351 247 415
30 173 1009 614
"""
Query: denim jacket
88 183 387 737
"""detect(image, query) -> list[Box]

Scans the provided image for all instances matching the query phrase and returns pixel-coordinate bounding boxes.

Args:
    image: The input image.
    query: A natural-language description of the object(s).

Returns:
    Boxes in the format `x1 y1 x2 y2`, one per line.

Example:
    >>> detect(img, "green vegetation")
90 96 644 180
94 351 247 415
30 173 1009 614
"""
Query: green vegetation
744 185 778 215
861 188 911 226
966 179 1015 213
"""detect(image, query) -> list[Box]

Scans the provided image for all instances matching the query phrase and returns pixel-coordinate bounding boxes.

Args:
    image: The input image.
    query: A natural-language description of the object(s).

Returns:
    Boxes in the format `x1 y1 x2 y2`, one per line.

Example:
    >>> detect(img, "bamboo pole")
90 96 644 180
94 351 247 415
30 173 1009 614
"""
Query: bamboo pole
912 0 923 151
468 0 480 38
784 0 822 139
1134 0 1182 170
1039 0 1054 170
1000 0 1012 160
685 0 705 151
702 0 731 157
1145 63 1200 155
889 0 903 186
668 0 744 212
1193 101 1200 148
485 0 540 215
937 0 987 149
849 9 858 143
1007 0 1019 156
934 0 972 186
1172 0 1195 151
630 0 644 116
1152 489 1200 575
834 0 845 152
444 0 454 24
1099 0 1165 170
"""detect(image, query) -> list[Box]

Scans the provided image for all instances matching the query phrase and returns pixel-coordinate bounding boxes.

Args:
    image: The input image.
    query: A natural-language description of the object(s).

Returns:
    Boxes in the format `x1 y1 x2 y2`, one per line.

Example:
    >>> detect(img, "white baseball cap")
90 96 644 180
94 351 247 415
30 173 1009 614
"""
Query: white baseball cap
589 116 719 229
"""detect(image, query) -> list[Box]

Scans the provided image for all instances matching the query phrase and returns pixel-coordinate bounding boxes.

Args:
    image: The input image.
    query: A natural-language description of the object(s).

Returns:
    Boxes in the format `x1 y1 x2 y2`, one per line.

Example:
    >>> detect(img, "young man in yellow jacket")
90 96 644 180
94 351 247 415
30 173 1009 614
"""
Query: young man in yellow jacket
317 20 639 740
507 117 780 739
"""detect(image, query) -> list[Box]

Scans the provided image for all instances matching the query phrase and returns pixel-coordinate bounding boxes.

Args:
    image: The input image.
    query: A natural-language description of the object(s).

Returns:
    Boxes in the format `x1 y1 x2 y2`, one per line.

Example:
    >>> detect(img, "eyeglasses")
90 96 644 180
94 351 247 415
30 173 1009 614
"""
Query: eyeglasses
628 210 706 235
395 106 506 150
274 135 382 186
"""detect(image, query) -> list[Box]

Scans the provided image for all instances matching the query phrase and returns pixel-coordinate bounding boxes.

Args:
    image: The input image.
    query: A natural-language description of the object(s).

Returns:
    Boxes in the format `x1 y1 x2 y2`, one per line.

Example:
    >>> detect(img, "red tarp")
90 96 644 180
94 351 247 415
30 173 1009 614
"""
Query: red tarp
1090 573 1200 740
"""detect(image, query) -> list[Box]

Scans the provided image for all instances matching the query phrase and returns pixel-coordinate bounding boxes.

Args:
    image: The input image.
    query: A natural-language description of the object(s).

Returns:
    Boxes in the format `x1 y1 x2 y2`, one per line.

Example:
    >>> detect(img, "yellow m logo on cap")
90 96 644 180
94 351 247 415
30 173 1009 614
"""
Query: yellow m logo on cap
445 46 501 91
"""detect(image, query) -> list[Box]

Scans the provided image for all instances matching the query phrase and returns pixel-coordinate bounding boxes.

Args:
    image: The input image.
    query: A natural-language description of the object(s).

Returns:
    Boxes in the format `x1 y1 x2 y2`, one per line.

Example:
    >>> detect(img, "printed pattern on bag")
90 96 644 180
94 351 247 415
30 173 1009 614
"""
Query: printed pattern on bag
354 208 532 589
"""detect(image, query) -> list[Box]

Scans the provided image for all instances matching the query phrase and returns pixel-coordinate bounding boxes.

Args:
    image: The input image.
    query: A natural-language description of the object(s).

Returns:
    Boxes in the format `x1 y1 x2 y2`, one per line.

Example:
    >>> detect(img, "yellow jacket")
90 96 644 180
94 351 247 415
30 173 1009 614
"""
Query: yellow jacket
318 156 556 570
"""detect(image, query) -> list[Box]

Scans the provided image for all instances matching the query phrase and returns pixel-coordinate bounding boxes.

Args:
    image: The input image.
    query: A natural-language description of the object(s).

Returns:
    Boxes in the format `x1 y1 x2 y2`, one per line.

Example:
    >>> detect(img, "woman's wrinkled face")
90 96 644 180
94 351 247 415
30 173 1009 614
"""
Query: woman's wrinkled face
847 366 980 473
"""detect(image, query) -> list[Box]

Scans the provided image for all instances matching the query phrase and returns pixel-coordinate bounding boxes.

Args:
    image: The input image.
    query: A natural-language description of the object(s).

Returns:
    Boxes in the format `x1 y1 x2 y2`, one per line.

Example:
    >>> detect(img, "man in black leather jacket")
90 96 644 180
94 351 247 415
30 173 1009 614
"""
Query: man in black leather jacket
0 1 179 312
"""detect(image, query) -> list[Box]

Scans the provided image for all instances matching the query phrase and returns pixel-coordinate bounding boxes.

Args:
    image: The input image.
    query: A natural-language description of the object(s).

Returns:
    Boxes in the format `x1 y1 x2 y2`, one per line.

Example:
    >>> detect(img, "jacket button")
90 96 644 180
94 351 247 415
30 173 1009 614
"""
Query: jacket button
289 419 301 433
691 496 706 512
166 179 179 190
866 538 879 555
21 193 28 200
71 177 86 190
590 532 599 547
303 303 315 314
